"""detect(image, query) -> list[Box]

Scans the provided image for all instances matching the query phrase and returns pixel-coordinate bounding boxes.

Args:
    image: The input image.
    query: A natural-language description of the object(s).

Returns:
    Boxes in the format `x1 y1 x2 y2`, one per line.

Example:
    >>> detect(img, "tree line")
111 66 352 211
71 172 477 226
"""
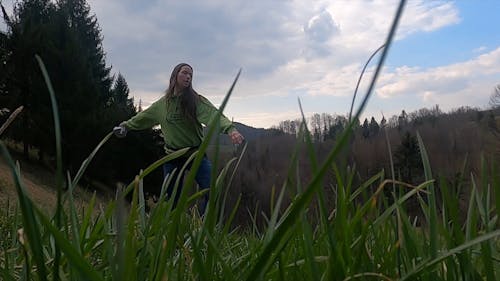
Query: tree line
279 105 497 182
272 104 498 186
0 0 164 190
273 103 499 143
224 104 499 225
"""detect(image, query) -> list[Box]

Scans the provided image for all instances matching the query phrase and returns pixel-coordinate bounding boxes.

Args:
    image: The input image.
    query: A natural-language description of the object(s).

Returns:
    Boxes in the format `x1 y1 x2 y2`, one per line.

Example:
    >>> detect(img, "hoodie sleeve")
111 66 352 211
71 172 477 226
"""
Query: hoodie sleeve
124 97 164 130
196 95 236 134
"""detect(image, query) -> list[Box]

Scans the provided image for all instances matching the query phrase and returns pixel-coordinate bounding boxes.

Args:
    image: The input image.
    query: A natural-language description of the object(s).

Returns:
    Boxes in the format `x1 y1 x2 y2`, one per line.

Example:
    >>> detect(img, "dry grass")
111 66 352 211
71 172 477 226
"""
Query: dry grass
0 151 111 213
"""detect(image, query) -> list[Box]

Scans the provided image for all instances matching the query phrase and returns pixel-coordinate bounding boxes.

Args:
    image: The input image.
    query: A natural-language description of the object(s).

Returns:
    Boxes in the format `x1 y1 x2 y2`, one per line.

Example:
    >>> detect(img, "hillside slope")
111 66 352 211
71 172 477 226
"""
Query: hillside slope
0 152 110 212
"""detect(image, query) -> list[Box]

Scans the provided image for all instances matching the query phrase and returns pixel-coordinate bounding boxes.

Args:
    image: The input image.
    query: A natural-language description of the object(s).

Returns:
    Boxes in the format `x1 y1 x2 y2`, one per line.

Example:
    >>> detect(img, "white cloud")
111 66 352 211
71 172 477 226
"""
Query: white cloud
83 1 463 100
235 110 301 129
130 90 164 109
401 1 460 33
305 11 338 41
420 91 436 103
0 0 14 31
322 0 460 49
473 46 488 54
377 47 500 99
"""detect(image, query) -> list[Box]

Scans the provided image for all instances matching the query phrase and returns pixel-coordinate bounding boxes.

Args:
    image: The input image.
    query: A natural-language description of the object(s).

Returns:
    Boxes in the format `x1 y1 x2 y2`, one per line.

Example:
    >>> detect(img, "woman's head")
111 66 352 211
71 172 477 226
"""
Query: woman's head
176 64 193 90
165 63 199 122
166 63 193 95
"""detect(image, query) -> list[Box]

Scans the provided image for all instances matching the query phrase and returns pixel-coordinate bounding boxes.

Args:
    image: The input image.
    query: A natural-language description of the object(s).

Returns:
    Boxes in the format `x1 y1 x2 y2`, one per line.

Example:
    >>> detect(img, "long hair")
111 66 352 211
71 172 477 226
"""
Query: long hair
165 63 199 122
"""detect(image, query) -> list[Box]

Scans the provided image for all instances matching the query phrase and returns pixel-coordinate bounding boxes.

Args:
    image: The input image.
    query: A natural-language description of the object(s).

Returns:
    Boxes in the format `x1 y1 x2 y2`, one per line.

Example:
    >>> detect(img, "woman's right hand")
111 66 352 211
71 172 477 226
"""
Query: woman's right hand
113 123 128 138
229 129 244 144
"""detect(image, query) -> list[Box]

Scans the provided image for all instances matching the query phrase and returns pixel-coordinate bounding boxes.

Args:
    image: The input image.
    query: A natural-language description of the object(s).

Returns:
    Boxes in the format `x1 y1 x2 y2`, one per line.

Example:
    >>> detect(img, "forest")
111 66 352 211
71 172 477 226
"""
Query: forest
0 0 164 190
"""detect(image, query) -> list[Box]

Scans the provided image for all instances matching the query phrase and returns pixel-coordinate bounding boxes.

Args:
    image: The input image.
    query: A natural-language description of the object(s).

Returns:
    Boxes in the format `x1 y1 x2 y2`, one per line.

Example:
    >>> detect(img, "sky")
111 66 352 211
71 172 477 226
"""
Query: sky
2 0 499 128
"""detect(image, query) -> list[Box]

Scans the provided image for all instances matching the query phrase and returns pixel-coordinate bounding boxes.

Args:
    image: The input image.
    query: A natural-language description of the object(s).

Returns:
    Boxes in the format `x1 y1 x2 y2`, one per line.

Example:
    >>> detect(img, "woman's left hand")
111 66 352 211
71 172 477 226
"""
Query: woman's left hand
229 130 244 144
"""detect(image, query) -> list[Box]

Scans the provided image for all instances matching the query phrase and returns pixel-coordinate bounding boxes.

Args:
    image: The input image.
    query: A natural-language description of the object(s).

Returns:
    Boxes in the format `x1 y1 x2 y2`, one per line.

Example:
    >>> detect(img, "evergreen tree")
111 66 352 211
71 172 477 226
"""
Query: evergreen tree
102 73 135 129
482 110 498 132
361 118 370 138
57 0 112 100
369 117 380 137
326 115 346 140
398 110 408 130
0 0 56 158
380 116 387 129
34 0 114 171
394 131 422 183
137 99 143 112
90 72 164 188
3 0 116 170
111 73 134 112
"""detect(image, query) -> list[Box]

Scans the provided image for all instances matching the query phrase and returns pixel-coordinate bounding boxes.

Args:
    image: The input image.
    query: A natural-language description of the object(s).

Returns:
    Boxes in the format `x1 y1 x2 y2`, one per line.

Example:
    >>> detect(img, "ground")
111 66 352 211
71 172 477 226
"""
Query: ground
0 150 111 212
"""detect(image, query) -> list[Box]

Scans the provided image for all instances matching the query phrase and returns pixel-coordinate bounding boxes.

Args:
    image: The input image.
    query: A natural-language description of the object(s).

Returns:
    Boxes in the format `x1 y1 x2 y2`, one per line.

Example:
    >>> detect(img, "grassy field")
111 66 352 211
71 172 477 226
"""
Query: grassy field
1 128 499 280
1 6 499 278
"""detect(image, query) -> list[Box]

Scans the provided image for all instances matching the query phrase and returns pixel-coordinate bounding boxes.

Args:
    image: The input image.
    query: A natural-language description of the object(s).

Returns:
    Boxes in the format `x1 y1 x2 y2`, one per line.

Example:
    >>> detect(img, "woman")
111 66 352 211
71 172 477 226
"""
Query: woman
113 63 244 213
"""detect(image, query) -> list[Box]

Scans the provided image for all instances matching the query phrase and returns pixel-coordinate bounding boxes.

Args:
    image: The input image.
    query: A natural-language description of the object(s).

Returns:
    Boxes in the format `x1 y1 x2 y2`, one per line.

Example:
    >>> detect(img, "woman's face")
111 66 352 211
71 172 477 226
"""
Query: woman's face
176 65 193 90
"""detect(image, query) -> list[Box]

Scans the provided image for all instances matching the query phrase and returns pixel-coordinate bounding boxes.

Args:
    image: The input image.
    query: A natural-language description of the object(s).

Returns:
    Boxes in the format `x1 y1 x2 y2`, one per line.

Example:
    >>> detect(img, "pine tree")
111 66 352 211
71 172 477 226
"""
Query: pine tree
326 115 346 140
112 73 134 112
380 116 387 129
361 118 370 138
57 0 112 96
38 0 114 170
398 110 408 130
137 99 143 112
369 117 380 137
394 131 422 183
0 0 56 158
102 73 135 130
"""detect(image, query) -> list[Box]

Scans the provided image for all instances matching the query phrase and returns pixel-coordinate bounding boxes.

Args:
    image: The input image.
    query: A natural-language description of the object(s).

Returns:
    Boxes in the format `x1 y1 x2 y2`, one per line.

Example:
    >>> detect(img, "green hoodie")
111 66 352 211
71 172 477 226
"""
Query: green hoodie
124 95 236 154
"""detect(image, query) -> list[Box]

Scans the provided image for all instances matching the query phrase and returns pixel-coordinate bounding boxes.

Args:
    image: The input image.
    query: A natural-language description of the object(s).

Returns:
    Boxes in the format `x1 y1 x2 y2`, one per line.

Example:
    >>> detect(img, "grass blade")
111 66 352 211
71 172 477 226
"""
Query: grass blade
69 132 114 191
400 229 500 281
0 106 23 136
416 132 438 260
34 207 105 281
35 54 65 280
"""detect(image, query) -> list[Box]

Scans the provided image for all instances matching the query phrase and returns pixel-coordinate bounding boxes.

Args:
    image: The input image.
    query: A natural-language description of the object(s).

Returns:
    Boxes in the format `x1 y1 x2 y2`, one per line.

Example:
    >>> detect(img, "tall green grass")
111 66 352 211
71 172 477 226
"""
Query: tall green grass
1 0 499 279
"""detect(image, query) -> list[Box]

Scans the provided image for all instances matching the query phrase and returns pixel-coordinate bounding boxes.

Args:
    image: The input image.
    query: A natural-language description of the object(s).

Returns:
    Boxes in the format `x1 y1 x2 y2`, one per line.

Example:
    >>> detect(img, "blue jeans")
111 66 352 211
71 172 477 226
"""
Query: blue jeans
162 154 211 213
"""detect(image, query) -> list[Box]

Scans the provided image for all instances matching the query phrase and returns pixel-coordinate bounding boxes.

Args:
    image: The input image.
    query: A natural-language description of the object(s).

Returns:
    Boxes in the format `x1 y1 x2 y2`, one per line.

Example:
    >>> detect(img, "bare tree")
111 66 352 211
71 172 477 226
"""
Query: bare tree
310 113 322 142
489 84 500 109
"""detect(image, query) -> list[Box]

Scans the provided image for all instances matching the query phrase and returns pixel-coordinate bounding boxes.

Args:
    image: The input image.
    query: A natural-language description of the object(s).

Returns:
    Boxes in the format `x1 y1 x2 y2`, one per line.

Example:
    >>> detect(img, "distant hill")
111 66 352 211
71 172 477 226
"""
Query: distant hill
207 122 279 145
